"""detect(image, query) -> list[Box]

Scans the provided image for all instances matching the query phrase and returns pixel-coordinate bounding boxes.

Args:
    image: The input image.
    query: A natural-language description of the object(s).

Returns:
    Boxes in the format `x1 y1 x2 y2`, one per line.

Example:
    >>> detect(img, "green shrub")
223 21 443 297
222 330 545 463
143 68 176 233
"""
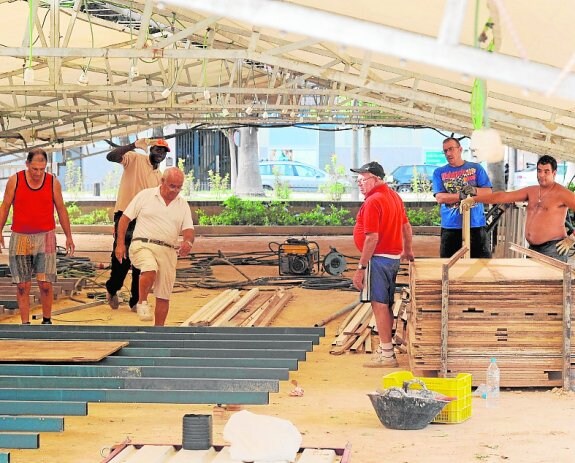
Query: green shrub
272 167 291 200
320 154 348 201
66 203 112 224
406 205 440 226
196 196 354 226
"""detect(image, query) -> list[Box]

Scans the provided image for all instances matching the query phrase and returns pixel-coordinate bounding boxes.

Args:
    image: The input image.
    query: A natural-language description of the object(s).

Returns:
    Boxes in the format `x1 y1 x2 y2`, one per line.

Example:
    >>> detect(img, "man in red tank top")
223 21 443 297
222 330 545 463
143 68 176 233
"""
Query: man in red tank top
0 148 75 324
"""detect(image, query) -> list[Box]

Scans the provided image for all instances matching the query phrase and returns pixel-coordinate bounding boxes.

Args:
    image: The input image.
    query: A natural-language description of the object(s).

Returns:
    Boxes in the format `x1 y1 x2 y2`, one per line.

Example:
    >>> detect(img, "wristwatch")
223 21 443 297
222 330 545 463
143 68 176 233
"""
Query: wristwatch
357 263 367 270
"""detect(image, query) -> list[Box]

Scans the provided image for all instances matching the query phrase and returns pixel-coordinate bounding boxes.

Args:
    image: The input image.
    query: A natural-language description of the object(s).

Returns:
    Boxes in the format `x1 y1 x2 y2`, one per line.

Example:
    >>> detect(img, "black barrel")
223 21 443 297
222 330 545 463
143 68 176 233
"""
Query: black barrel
182 414 212 450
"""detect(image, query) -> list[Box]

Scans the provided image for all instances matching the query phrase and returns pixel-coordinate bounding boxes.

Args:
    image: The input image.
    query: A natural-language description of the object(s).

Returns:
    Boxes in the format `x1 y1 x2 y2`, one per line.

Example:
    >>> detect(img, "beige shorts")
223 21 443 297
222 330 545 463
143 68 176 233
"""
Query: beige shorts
129 240 177 300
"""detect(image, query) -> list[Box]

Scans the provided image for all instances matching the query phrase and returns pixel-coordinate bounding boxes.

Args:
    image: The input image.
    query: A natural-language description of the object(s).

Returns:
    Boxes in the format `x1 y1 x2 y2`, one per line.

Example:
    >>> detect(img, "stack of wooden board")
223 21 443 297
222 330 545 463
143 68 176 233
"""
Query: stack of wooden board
408 258 573 387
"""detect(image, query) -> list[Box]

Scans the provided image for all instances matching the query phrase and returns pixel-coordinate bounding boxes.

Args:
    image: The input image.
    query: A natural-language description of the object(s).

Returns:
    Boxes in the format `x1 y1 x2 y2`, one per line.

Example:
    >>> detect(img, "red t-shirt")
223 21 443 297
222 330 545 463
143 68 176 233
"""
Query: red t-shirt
12 170 56 233
353 183 408 255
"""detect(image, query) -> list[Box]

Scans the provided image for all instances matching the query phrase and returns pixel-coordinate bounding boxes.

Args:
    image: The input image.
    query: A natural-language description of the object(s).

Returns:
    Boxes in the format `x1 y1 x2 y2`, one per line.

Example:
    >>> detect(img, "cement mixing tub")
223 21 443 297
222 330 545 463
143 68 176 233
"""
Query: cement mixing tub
368 379 450 430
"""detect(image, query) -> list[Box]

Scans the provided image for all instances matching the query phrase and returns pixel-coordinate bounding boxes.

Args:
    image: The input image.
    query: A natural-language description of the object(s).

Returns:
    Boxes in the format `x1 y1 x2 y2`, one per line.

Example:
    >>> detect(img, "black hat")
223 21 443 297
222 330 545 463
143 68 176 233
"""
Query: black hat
350 161 385 179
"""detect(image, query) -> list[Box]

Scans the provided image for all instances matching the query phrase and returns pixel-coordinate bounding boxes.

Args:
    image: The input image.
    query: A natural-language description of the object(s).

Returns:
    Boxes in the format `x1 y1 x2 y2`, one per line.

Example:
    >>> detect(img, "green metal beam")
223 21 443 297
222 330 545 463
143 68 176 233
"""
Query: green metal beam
116 347 306 360
99 356 299 370
0 389 269 405
0 433 38 449
0 376 279 392
0 416 64 432
0 329 322 345
0 325 325 336
0 401 87 416
0 332 313 350
0 364 289 380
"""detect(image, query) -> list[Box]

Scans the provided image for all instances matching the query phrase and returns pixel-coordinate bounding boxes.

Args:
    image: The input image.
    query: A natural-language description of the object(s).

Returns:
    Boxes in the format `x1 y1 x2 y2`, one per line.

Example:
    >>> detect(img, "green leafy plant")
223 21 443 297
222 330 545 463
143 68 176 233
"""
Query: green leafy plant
207 170 230 200
406 205 440 226
178 158 198 197
272 166 291 200
66 203 112 224
320 154 348 200
196 196 354 226
410 166 432 194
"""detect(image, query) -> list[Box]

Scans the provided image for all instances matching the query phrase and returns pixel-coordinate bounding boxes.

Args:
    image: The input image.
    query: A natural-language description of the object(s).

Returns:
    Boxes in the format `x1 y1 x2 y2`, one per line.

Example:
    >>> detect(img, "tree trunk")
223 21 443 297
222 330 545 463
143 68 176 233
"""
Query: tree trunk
234 127 264 196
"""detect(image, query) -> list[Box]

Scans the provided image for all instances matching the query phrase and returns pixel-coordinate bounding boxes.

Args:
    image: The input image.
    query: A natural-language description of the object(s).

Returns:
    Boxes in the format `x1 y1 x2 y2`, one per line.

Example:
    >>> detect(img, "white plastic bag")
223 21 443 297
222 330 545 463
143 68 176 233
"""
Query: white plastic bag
223 410 302 462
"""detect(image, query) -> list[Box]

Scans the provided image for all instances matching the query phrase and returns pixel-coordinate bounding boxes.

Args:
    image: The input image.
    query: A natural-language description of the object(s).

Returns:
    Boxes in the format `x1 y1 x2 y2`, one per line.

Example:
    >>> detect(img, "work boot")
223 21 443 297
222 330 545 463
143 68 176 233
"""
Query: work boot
363 345 399 368
106 292 120 310
136 301 153 321
41 318 52 325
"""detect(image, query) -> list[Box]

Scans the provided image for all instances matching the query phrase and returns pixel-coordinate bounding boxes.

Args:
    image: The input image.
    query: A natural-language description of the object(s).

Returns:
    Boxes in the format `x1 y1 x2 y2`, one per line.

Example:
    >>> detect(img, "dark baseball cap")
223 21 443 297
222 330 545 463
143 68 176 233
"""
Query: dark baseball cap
350 161 385 179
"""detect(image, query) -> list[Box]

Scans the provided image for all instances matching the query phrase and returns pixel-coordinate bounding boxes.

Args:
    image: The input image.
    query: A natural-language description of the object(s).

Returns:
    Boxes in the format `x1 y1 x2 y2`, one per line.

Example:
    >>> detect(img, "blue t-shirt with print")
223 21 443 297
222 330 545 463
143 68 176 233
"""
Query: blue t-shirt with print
432 161 492 229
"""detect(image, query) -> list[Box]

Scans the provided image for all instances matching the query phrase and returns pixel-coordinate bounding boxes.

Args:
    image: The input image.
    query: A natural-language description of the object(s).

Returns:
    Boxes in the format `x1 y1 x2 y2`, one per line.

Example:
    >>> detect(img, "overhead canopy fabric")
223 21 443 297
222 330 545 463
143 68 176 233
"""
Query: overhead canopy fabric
0 0 573 161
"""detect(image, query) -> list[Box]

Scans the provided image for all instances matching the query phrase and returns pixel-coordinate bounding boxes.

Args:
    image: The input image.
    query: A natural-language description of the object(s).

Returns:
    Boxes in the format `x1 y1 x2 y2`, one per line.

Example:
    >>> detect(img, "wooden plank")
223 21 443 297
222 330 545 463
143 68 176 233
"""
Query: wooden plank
0 340 128 362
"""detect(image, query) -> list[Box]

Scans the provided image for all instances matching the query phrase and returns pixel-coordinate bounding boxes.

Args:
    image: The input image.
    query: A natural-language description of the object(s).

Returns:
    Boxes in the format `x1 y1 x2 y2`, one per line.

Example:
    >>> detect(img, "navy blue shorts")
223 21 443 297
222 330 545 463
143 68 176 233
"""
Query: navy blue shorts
360 256 400 305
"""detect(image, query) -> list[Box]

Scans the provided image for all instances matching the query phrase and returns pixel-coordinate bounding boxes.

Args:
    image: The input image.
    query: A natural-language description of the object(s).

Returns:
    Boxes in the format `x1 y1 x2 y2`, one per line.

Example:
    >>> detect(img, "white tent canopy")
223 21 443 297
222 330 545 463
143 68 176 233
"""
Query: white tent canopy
0 0 574 161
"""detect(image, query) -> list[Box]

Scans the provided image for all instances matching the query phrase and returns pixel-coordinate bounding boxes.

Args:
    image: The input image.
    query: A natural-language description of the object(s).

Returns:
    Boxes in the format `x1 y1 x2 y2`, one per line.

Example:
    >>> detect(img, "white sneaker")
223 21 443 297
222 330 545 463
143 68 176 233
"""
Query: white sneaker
136 301 153 321
363 345 399 368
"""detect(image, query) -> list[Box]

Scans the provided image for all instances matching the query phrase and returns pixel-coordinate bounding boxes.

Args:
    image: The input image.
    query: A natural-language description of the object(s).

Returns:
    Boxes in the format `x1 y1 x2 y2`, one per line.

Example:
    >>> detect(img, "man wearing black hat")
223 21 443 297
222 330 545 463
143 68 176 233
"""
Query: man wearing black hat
104 138 169 312
350 161 414 368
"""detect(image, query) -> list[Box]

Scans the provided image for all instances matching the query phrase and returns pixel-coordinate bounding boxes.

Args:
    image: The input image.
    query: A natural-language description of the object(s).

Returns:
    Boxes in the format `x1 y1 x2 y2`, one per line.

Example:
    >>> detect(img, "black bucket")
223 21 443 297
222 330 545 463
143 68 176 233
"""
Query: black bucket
182 414 212 450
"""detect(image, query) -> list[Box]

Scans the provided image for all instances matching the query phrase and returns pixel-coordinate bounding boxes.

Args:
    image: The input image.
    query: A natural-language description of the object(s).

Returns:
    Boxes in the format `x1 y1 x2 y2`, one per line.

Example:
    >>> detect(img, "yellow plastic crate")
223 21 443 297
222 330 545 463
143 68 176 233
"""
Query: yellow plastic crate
381 371 472 424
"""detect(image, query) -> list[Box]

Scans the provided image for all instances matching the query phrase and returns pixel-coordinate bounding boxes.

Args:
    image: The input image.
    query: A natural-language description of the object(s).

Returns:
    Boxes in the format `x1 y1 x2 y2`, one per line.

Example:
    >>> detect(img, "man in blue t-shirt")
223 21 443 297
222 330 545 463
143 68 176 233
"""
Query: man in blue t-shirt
432 137 493 258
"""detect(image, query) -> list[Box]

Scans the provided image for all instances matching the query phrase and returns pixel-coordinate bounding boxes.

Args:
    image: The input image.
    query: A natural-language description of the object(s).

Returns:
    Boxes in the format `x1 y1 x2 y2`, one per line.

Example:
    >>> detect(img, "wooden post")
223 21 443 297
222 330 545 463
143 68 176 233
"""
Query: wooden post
440 246 468 377
462 202 471 259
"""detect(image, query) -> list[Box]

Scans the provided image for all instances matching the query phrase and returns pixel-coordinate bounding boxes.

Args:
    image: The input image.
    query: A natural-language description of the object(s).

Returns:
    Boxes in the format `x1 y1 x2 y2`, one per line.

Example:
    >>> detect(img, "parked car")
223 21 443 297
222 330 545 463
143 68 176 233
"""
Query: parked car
513 164 572 188
259 160 332 191
385 164 437 193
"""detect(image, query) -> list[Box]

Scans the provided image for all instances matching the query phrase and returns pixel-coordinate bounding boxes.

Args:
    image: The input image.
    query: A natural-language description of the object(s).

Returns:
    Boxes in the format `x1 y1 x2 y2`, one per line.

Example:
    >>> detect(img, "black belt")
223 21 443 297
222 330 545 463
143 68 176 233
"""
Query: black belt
132 237 177 249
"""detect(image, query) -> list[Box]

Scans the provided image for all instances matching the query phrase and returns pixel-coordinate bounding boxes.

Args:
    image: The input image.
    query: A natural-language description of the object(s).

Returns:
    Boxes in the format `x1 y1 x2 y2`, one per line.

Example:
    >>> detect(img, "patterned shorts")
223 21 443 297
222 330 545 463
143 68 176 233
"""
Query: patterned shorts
8 230 57 284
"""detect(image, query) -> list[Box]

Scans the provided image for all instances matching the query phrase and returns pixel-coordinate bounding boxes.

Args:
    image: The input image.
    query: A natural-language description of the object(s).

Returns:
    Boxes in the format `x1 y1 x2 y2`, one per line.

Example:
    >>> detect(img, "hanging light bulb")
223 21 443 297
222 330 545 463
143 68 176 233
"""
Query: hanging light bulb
289 110 296 118
161 87 172 98
78 69 89 86
245 105 253 115
203 89 211 100
57 118 64 126
23 67 34 84
221 108 230 117
129 65 139 79
262 111 269 119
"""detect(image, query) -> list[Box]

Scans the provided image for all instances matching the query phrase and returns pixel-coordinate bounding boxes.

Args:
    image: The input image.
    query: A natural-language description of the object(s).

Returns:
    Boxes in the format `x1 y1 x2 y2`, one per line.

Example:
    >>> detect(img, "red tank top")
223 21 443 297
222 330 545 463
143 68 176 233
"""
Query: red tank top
12 170 56 233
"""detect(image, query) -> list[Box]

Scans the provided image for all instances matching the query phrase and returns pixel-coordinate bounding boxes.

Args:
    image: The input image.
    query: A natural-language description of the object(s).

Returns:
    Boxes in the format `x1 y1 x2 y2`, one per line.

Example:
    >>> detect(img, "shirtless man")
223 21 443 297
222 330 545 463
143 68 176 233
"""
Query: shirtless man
460 155 575 261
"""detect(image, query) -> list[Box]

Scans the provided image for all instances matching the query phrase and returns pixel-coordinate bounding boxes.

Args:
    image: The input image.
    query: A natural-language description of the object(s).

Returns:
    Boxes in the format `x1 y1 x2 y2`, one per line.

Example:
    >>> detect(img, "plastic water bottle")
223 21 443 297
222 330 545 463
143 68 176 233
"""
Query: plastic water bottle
483 357 500 408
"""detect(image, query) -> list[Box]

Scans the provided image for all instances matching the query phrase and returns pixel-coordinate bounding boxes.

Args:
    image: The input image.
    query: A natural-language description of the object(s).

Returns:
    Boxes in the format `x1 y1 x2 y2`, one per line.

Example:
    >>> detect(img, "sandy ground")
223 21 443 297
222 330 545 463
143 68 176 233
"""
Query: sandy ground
3 232 575 463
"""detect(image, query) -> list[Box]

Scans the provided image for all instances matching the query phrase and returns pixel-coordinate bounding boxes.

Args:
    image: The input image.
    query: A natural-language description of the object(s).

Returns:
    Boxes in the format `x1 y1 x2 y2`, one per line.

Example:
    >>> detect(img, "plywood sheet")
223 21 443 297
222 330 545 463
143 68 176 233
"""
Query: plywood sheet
0 340 128 362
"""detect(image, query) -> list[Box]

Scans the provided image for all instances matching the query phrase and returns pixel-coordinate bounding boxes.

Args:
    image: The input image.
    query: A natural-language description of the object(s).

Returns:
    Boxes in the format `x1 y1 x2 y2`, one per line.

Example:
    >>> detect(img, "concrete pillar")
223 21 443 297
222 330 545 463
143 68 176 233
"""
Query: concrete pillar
351 127 359 201
362 127 371 165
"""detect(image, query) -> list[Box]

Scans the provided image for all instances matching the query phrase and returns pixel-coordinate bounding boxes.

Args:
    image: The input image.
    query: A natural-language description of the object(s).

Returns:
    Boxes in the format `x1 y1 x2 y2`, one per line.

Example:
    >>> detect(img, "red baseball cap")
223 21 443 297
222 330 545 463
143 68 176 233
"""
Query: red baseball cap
152 138 170 152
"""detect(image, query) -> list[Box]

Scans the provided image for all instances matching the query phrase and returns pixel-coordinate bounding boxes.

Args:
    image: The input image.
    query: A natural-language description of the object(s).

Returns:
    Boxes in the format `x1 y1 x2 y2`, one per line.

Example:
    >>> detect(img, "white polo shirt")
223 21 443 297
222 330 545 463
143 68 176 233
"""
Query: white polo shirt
123 186 194 246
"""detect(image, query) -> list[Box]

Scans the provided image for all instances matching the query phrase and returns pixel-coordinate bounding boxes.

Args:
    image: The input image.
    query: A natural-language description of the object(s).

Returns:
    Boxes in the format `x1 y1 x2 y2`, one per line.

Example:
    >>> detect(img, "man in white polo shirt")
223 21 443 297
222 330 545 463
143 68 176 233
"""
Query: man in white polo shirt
114 167 194 326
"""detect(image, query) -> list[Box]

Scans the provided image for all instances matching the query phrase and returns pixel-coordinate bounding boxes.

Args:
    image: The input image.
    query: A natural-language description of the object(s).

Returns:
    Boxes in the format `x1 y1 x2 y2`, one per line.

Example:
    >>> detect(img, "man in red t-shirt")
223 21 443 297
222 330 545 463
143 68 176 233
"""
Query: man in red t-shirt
350 161 414 368
0 148 74 325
